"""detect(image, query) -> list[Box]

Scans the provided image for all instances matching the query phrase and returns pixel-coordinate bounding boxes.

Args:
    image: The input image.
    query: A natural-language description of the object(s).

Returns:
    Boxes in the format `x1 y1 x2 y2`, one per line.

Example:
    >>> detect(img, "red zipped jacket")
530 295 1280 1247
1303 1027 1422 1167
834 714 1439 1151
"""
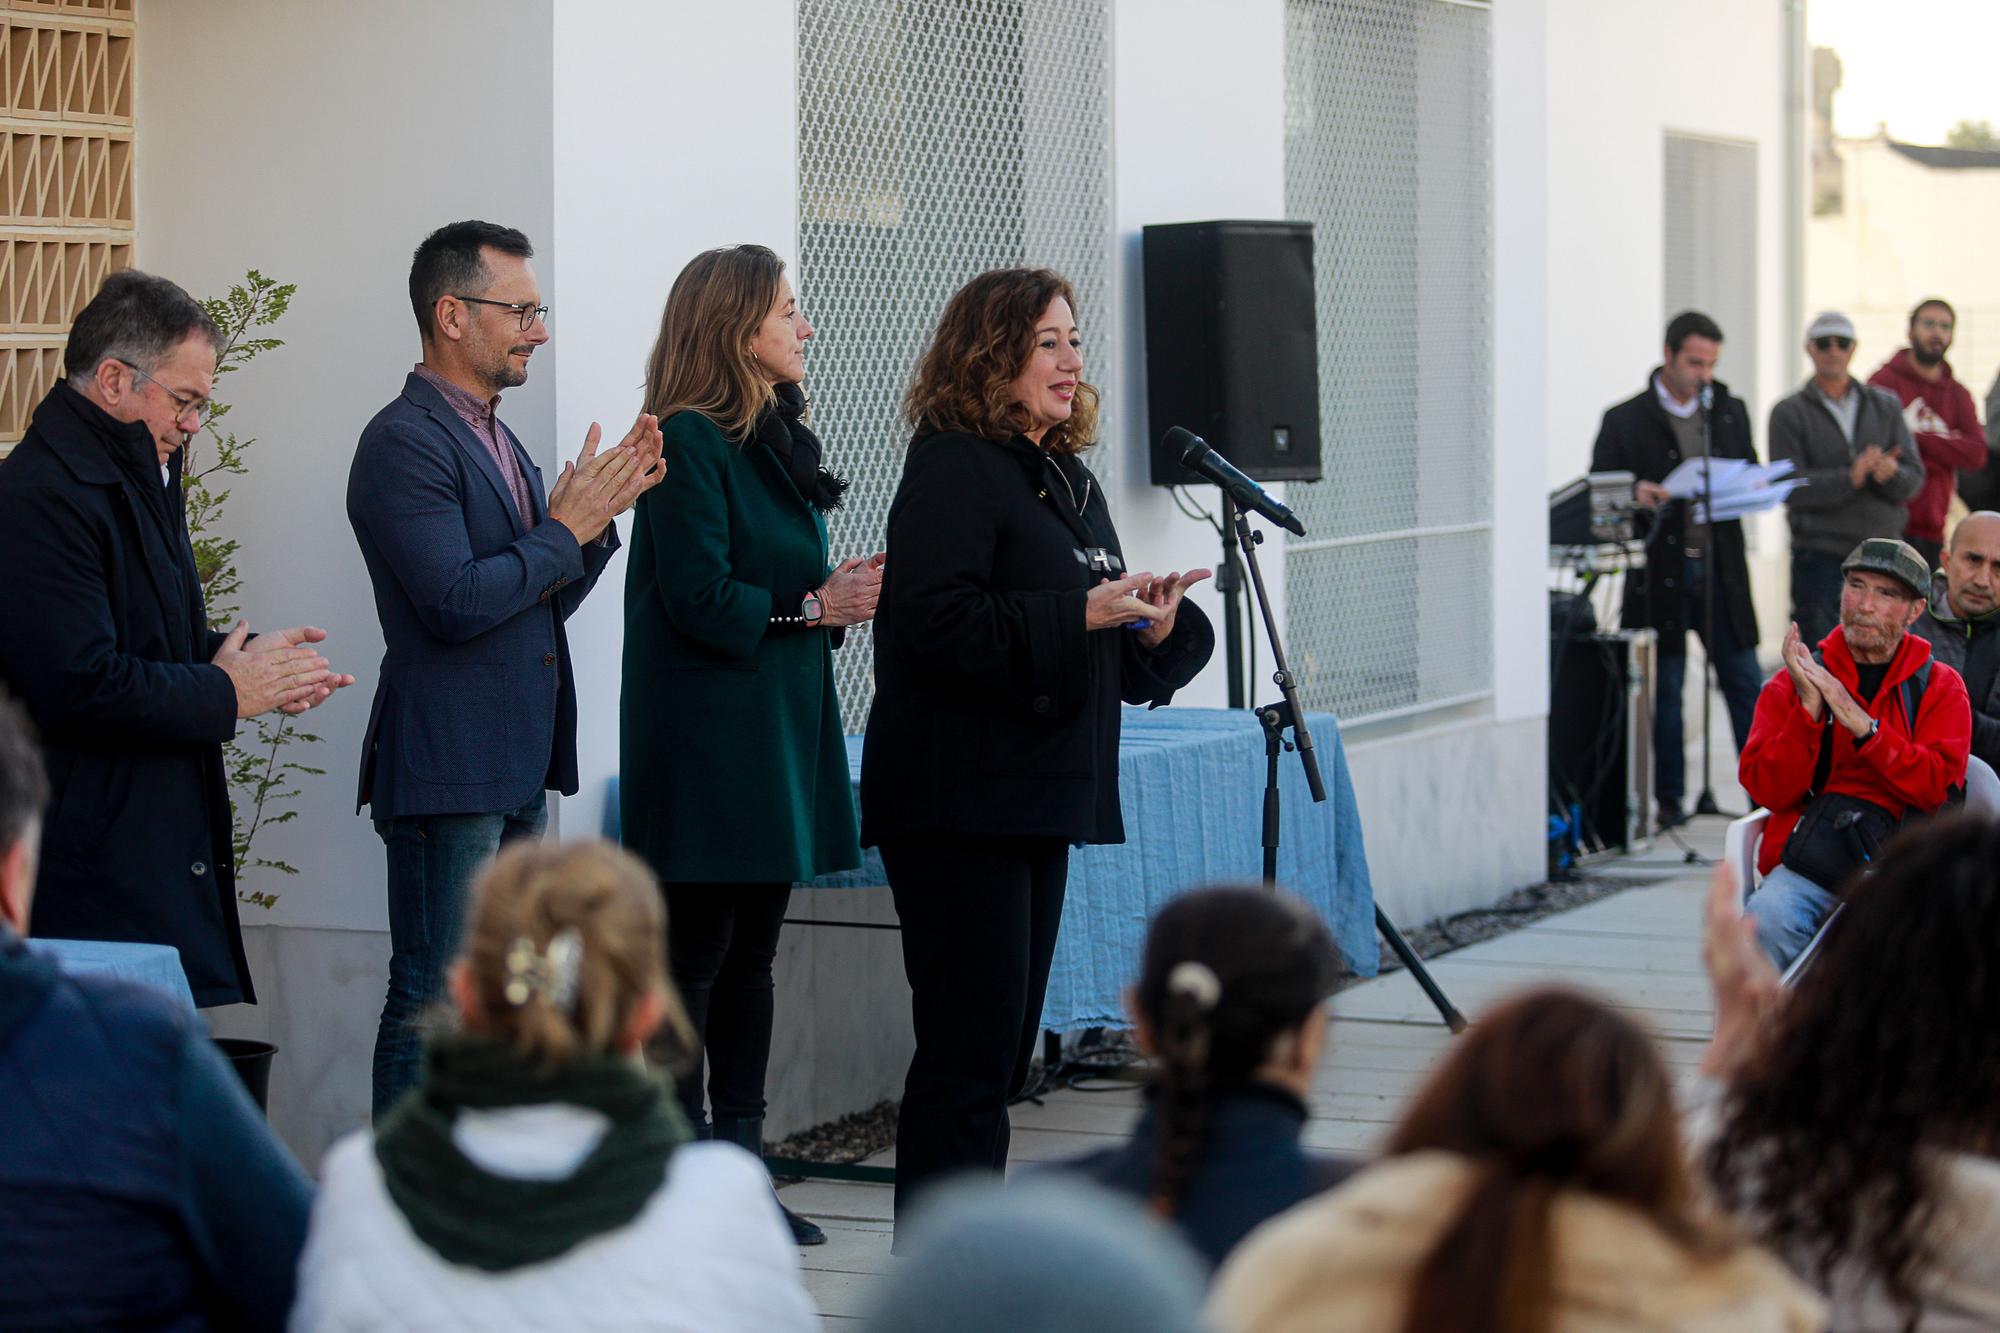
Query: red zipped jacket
1868 349 1985 543
1738 626 1970 876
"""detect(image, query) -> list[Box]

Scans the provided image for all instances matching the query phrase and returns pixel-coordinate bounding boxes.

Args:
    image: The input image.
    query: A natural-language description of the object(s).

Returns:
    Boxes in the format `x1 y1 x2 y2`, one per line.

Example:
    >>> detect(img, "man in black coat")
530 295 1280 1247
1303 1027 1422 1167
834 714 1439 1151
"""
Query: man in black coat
0 271 354 1005
1590 311 1762 828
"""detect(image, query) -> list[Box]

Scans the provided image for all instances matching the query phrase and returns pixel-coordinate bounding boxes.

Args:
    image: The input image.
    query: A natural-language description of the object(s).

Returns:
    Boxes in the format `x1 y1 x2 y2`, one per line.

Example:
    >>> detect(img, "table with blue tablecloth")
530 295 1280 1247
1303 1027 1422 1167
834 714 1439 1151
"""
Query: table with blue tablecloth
27 937 197 1012
606 705 1375 1033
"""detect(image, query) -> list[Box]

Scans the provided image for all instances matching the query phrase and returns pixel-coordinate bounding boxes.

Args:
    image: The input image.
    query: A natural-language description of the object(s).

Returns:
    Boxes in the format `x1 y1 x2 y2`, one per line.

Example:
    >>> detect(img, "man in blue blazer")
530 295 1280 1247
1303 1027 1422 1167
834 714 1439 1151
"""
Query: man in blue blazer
349 221 661 1115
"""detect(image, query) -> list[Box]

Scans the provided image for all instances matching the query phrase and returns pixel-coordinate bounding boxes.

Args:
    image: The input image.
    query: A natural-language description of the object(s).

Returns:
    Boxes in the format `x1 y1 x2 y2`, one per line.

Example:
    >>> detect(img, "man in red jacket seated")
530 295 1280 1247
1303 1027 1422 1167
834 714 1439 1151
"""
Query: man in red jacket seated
1739 538 1971 968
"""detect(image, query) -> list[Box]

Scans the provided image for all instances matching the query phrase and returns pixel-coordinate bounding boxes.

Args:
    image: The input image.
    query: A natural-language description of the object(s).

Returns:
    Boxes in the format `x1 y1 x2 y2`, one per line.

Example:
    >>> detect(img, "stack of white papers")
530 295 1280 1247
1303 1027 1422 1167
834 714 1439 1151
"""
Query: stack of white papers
1660 457 1803 523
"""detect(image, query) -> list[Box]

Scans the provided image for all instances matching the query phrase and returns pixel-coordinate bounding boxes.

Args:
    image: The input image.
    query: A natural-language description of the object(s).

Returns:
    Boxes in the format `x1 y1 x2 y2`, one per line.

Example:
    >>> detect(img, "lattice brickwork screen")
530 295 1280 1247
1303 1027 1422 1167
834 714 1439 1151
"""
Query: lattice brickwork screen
1281 0 1494 723
796 0 1114 730
1664 133 1758 417
0 0 134 457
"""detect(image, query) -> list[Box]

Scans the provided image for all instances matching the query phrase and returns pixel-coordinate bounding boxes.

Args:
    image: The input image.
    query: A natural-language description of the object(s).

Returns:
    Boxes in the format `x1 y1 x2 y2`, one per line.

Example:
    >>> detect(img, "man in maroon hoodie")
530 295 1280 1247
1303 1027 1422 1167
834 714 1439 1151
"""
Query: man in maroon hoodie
1868 298 1985 570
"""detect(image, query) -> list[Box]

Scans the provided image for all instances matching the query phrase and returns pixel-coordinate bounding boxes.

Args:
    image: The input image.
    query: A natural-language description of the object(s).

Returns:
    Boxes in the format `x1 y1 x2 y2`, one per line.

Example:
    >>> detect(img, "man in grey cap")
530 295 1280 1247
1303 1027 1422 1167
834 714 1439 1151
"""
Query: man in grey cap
1769 312 1923 648
1738 537 1970 968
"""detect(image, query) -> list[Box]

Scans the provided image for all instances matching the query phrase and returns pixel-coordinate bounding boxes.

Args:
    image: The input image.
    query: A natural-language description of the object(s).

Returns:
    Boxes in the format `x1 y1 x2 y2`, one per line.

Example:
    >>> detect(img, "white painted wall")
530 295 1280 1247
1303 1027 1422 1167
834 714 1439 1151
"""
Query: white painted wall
136 0 557 936
1108 0 1289 709
551 0 801 841
1492 0 1553 726
1809 137 2000 396
1542 0 1790 494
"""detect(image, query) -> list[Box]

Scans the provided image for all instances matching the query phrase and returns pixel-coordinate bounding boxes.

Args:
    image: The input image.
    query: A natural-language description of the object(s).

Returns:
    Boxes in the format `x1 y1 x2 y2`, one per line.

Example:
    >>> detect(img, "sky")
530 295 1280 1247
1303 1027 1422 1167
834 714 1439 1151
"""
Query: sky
1810 0 2000 143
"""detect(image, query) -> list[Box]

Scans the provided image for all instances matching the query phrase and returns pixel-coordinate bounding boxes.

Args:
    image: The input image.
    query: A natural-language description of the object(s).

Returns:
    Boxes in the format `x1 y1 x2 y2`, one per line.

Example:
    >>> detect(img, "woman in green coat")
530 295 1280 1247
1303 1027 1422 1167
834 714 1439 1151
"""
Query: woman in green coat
623 245 881 1245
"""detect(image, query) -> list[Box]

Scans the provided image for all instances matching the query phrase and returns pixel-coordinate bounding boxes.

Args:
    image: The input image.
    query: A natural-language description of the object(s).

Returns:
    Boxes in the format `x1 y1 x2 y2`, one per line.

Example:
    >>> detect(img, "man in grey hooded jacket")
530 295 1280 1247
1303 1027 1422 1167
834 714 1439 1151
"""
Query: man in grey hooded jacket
1771 311 1924 647
1913 510 2000 771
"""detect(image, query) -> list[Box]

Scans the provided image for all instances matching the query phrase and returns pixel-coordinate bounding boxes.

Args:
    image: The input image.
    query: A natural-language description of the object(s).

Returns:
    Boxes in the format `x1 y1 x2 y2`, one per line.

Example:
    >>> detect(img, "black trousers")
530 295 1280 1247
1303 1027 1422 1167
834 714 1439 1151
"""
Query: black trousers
662 882 791 1126
881 834 1069 1225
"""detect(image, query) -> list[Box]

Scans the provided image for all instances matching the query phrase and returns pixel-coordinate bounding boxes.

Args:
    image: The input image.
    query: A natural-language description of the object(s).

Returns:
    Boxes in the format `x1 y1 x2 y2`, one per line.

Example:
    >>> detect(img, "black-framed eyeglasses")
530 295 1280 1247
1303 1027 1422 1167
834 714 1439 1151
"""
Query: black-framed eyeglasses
115 359 208 421
1812 335 1853 352
453 295 549 331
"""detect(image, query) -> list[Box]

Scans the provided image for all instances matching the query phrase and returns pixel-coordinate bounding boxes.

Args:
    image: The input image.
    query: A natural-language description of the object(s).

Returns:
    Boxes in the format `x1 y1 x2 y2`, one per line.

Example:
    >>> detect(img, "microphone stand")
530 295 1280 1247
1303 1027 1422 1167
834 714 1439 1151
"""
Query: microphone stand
1230 506 1466 1033
1692 390 1735 818
1217 494 1247 708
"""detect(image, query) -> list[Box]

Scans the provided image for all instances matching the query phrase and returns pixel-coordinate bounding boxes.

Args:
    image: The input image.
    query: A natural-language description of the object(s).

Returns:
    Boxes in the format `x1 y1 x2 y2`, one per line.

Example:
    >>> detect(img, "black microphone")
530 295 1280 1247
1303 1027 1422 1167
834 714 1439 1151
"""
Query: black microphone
1167 427 1307 537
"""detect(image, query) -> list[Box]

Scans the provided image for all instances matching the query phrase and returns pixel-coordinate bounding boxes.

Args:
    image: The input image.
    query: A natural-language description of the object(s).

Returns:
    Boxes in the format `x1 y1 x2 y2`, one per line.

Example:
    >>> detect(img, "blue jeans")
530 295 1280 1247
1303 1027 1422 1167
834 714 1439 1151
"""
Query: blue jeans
371 792 548 1118
1656 560 1763 810
1744 863 1839 970
1790 548 1845 652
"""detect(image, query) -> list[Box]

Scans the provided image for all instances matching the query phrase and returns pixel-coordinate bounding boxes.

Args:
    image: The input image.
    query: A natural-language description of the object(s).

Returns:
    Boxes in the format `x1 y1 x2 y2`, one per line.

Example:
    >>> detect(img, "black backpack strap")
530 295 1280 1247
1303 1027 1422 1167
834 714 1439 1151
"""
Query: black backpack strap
1900 659 1931 729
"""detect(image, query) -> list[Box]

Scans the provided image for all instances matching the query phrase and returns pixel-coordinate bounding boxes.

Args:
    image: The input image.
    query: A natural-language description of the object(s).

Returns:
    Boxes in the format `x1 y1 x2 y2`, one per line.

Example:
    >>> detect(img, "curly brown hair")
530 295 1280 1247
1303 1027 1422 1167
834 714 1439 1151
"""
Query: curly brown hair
902 267 1099 454
1706 812 2000 1329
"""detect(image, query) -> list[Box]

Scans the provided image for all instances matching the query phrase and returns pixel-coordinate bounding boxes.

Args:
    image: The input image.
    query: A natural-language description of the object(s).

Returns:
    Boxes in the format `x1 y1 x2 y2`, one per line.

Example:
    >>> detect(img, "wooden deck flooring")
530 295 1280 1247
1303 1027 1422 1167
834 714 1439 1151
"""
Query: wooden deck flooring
788 816 1730 1324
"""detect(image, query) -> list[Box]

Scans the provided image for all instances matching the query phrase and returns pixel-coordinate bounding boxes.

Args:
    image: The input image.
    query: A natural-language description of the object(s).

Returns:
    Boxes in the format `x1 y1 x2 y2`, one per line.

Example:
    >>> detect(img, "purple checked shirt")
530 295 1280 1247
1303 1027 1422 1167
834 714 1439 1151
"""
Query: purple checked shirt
414 363 536 528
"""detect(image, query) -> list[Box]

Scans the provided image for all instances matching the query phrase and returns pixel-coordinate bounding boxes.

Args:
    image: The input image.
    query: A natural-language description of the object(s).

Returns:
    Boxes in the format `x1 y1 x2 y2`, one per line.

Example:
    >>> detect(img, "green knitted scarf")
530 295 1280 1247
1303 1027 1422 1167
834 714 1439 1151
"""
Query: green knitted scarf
374 1032 692 1271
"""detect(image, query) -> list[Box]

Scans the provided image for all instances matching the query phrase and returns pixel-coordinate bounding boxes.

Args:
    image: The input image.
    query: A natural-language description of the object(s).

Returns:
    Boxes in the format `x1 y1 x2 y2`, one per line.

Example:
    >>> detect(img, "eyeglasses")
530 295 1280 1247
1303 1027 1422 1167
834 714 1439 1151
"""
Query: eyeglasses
116 360 207 422
453 295 550 331
1811 336 1853 351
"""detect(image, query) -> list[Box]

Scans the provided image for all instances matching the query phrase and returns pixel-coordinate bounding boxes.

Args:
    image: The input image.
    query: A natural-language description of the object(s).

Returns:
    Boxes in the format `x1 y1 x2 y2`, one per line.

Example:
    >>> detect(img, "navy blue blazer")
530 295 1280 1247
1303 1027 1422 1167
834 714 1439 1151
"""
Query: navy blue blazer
348 372 616 819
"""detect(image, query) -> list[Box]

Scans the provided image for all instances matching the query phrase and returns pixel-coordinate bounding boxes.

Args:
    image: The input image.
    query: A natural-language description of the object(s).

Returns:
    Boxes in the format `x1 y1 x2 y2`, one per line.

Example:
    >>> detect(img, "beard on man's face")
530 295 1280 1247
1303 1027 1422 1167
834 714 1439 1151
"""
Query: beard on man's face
1840 608 1902 654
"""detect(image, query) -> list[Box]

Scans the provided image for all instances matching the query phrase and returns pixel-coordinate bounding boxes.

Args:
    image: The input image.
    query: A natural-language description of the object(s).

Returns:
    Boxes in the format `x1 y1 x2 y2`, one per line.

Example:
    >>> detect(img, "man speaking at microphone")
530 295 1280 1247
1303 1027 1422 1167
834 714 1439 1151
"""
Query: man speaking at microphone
1590 311 1762 830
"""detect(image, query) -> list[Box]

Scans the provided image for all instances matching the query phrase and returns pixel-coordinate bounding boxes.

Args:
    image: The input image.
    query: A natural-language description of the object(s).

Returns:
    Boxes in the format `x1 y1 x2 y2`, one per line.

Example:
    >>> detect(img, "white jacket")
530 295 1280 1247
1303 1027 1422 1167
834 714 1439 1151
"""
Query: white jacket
289 1105 818 1332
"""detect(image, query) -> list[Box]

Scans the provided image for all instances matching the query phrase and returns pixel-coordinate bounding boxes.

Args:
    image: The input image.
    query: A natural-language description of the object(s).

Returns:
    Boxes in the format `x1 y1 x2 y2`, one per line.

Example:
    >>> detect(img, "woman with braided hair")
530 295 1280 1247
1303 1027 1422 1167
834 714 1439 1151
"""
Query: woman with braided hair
289 841 816 1331
1055 885 1352 1271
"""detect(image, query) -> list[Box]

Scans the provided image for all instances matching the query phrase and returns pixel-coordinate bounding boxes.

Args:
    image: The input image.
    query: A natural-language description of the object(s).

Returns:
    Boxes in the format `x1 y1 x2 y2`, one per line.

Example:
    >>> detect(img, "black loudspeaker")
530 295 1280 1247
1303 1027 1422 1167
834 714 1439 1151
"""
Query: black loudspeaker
1143 219 1322 485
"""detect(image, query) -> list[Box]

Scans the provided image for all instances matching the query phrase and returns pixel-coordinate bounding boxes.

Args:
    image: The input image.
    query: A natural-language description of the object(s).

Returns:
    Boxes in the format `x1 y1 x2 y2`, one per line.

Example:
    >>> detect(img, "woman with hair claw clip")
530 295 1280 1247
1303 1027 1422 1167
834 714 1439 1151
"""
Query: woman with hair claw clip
1053 885 1354 1272
288 840 817 1331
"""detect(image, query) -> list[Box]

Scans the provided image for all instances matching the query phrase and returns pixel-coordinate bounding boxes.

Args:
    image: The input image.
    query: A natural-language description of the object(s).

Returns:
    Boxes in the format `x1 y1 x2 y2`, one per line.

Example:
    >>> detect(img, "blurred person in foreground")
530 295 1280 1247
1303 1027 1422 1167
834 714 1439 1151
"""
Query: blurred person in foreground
1912 510 2000 772
1738 539 1968 969
1698 817 2000 1330
0 270 354 1007
290 840 816 1331
0 688 312 1331
1053 885 1354 1271
1209 986 1822 1333
1590 310 1762 831
1867 298 1984 571
1769 310 1922 649
869 1175 1208 1333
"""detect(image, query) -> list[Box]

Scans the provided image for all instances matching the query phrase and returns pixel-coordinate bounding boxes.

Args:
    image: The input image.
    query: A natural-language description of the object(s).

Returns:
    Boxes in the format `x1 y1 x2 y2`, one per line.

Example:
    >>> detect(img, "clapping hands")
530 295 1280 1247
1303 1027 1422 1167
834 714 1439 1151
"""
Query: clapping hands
548 411 665 544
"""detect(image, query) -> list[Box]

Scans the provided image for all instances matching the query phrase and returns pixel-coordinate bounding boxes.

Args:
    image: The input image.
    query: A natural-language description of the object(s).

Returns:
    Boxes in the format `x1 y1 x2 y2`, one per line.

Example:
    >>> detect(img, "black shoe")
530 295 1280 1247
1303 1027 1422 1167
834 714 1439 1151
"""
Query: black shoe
780 1200 827 1246
712 1114 828 1246
1657 804 1690 830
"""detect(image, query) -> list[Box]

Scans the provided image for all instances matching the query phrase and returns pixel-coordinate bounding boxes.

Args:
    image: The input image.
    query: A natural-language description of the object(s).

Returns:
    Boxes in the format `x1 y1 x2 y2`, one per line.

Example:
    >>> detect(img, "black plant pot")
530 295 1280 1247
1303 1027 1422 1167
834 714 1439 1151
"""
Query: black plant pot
213 1037 277 1113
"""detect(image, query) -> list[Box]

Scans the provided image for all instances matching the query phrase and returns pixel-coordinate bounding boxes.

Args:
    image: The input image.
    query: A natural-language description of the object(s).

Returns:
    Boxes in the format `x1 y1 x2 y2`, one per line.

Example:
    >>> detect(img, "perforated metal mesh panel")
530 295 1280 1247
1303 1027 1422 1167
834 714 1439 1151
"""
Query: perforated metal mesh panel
1664 133 1759 416
1281 0 1494 722
796 0 1114 730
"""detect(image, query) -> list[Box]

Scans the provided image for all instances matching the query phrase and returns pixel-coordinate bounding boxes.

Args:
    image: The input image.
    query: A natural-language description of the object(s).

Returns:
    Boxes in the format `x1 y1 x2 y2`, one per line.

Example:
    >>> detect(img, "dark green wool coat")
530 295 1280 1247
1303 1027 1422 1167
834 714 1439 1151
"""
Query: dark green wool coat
619 409 861 885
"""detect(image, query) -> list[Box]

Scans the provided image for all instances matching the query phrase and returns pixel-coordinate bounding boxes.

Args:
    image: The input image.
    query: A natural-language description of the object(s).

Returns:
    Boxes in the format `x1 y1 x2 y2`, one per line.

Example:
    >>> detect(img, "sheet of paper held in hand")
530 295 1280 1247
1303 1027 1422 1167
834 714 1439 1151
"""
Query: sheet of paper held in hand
1659 457 1803 523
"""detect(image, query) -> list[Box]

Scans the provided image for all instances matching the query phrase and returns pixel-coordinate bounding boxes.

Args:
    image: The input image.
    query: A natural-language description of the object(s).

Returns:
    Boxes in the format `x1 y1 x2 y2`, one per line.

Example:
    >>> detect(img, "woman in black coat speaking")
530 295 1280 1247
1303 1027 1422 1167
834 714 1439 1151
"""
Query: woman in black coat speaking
861 267 1215 1227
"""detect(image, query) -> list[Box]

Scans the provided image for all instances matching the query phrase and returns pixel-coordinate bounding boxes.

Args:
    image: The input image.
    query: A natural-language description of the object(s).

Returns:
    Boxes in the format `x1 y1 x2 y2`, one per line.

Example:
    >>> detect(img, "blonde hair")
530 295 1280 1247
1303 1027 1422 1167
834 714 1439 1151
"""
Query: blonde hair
460 840 695 1067
643 244 785 442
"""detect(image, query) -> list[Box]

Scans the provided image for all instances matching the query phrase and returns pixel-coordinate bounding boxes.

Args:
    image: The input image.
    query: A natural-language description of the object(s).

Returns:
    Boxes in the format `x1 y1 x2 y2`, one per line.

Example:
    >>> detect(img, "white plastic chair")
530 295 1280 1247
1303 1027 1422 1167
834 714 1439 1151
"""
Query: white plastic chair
1721 807 1832 985
1964 755 2000 817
